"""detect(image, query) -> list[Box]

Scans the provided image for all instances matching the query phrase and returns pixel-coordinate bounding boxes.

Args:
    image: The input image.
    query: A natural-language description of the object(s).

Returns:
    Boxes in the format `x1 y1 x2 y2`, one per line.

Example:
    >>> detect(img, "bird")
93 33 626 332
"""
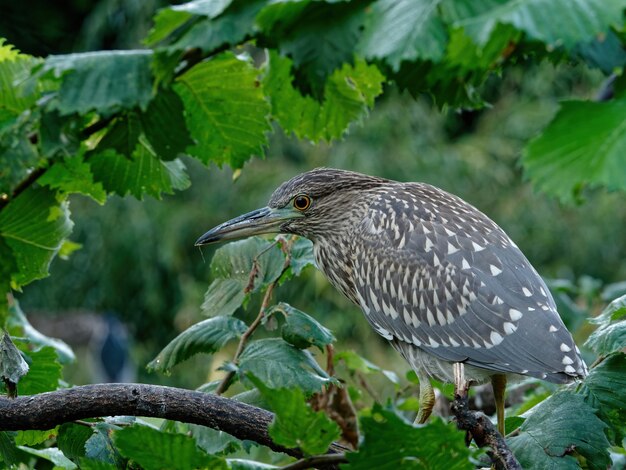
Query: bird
195 168 587 434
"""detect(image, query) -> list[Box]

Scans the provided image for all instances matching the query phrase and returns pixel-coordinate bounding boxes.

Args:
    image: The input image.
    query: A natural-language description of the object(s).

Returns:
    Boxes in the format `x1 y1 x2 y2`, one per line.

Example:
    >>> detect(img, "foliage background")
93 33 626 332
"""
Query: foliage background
1 0 626 468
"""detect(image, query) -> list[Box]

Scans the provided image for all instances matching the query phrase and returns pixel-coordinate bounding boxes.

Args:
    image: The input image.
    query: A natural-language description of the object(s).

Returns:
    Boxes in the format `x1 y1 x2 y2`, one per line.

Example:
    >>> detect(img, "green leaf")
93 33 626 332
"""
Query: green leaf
76 459 117 470
248 375 340 455
578 353 626 444
0 40 41 114
57 423 94 461
575 31 626 74
201 278 247 318
148 316 247 374
7 298 75 364
0 331 29 393
523 99 626 202
140 89 194 161
287 237 315 277
585 294 626 355
239 338 334 393
456 0 626 50
445 22 521 72
42 50 154 115
145 10 193 47
114 425 228 470
38 155 107 204
0 431 31 466
0 238 15 326
18 346 62 395
347 405 475 469
38 110 81 159
175 52 271 168
0 108 42 195
167 1 265 54
18 446 77 469
507 391 610 469
85 423 120 466
264 51 384 142
228 460 278 470
190 424 241 456
273 302 335 351
15 428 58 446
202 238 285 316
211 238 285 287
90 146 190 200
259 1 366 97
358 0 447 71
172 0 234 17
335 350 400 384
0 186 73 287
94 113 142 158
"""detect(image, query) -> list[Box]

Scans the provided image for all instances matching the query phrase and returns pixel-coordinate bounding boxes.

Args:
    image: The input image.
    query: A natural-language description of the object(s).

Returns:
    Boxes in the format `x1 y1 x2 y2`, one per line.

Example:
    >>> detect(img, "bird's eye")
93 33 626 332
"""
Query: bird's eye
293 195 311 211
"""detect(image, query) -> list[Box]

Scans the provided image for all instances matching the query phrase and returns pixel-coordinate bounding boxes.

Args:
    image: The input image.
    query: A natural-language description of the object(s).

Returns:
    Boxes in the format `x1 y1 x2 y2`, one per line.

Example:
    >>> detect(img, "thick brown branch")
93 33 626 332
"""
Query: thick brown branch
451 392 521 470
0 383 344 462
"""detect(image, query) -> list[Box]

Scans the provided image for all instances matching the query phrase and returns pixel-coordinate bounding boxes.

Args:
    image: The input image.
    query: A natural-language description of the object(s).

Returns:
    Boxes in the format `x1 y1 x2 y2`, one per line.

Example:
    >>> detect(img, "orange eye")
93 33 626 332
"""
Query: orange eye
293 195 311 211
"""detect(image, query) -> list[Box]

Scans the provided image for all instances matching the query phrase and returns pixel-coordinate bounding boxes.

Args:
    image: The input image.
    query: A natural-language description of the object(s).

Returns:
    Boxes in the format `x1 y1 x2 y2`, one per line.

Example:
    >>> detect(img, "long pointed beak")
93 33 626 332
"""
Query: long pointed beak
194 206 301 246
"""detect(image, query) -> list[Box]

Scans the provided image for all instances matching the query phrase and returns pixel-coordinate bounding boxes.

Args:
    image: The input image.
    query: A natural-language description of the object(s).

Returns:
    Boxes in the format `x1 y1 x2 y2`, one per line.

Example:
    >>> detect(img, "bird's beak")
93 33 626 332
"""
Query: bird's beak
195 206 302 246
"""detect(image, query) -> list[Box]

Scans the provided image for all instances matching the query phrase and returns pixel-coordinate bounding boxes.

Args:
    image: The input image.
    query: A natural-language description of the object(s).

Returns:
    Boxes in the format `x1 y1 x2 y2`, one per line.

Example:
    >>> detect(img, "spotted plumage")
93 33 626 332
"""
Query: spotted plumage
196 168 587 429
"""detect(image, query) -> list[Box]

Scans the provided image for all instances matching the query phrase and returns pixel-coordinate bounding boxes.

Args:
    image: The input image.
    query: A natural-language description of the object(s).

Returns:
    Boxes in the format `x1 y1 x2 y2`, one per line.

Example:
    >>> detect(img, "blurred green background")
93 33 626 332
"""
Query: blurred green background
3 0 625 390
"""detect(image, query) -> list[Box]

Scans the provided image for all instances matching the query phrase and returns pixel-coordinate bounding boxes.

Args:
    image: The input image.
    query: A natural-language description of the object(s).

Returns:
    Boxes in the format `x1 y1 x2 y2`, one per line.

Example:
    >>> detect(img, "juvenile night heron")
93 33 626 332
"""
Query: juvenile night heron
196 168 587 433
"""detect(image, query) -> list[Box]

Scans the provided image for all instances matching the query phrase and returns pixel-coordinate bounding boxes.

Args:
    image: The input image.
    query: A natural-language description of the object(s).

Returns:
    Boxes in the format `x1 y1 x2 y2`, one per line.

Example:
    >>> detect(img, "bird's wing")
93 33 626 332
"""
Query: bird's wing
351 183 586 382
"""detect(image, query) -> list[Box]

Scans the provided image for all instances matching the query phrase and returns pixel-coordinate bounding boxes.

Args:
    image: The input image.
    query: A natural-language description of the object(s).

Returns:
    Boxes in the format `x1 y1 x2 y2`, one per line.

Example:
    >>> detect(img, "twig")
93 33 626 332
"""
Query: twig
280 453 348 470
355 372 380 403
215 237 296 395
450 386 521 470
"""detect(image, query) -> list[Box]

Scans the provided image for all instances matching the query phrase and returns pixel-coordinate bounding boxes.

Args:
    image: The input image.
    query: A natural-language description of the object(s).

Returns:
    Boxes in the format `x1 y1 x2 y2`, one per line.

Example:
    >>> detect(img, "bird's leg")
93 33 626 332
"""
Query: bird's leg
415 376 435 424
453 362 469 397
491 374 507 436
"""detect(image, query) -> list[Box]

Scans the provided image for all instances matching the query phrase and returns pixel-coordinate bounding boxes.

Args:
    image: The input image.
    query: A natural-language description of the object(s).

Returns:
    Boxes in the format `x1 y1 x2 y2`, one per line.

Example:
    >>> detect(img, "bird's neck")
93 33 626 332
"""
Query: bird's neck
312 235 359 304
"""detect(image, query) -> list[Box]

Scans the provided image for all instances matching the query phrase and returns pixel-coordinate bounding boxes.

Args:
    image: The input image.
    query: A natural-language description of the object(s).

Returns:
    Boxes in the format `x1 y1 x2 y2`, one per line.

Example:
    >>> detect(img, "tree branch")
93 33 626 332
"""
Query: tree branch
450 392 521 470
0 383 345 463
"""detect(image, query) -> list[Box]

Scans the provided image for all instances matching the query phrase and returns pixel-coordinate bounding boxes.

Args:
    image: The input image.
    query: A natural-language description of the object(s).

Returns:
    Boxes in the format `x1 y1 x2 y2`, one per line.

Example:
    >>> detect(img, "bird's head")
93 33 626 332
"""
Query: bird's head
195 168 389 245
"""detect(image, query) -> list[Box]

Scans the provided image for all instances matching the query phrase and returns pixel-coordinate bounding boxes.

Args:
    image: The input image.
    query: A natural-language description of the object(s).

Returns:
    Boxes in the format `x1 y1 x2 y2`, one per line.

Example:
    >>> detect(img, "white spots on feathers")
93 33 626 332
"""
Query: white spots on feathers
503 322 517 335
369 287 380 311
540 286 547 297
562 356 574 365
490 265 502 276
490 331 504 346
447 242 459 255
433 253 441 267
436 309 446 326
461 258 470 270
549 325 558 333
560 343 572 352
374 324 393 340
427 309 437 327
522 287 532 297
472 241 485 252
509 309 523 321
564 365 576 374
425 238 434 252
